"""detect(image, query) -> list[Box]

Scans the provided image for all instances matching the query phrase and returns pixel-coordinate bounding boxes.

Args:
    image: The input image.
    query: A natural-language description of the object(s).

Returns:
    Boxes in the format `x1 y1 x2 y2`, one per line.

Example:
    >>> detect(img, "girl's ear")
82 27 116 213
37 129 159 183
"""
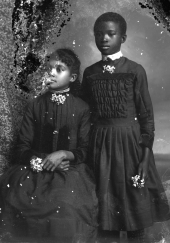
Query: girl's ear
70 74 77 83
121 34 127 44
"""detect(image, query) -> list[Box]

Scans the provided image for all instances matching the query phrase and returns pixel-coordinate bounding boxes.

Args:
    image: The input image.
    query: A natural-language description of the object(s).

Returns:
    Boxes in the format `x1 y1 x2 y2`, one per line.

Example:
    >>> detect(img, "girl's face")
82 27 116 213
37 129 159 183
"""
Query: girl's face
46 59 76 91
94 21 127 55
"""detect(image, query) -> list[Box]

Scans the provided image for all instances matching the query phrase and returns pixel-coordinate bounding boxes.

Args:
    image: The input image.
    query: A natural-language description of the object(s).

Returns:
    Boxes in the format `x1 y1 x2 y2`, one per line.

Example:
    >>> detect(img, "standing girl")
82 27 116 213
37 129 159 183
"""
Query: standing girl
81 12 170 243
0 48 98 243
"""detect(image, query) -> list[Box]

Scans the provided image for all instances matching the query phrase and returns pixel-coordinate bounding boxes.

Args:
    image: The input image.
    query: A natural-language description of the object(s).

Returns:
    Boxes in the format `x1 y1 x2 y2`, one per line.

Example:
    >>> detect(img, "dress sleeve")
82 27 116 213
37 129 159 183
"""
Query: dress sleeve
70 106 91 164
134 65 155 150
81 68 91 104
16 100 35 164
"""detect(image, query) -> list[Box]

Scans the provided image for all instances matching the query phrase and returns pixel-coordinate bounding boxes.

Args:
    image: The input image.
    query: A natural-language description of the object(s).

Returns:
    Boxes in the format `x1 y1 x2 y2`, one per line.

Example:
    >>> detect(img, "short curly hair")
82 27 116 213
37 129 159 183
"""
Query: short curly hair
94 12 127 35
47 48 81 96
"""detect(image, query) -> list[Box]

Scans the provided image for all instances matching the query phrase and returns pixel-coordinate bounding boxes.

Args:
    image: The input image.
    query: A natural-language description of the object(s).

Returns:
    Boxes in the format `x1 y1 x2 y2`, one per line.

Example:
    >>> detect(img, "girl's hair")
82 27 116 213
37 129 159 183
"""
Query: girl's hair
94 12 127 35
47 48 81 96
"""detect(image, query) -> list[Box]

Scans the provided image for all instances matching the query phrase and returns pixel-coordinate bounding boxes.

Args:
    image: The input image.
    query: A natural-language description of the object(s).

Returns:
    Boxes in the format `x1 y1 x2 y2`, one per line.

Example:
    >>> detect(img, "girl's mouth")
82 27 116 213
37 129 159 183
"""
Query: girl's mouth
46 78 56 85
101 46 110 50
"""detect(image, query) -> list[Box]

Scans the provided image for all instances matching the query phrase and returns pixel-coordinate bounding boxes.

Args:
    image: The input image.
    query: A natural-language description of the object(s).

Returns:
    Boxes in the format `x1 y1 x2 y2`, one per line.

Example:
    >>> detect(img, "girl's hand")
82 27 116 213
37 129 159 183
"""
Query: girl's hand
138 161 149 181
138 147 151 181
57 160 70 171
42 150 67 172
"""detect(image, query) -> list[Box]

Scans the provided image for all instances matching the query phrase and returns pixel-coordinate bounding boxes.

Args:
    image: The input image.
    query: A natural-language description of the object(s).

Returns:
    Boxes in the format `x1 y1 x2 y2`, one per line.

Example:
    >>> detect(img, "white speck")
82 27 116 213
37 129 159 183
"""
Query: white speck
31 197 34 199
72 114 74 116
162 87 164 89
73 40 75 44
21 168 22 170
141 52 143 55
27 176 29 178
161 31 164 34
20 183 22 186
58 206 60 208
57 210 59 213
135 117 137 120
72 191 74 193
7 184 10 187
68 136 70 139
24 167 26 169
53 130 58 134
50 118 52 119
137 20 139 22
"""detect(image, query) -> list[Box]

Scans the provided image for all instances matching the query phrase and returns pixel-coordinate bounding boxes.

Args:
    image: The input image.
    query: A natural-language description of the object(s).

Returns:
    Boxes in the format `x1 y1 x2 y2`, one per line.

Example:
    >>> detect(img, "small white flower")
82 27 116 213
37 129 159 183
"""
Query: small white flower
131 175 145 189
51 94 66 105
103 65 115 74
30 157 43 172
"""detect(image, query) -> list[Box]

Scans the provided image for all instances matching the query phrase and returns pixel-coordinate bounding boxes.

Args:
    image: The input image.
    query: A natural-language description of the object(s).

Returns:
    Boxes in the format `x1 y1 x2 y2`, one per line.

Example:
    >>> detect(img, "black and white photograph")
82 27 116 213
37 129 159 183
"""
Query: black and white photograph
0 0 170 243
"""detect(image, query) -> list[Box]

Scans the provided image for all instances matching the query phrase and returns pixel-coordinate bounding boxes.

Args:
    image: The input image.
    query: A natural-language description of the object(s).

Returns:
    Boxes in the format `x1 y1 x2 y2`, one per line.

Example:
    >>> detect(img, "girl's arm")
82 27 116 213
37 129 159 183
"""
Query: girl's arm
80 68 91 103
70 105 91 164
42 104 91 171
134 65 155 180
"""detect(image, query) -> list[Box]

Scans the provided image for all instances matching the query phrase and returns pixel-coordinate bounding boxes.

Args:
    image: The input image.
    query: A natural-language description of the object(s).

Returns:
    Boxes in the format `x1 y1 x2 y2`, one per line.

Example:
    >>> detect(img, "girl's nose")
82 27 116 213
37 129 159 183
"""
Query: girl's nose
102 34 108 42
50 68 56 76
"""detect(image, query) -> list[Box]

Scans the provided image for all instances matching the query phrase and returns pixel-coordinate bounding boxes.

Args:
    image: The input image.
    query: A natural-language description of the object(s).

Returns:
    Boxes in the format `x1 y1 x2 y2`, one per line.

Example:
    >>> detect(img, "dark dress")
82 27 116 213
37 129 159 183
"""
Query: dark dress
81 57 170 231
0 91 98 242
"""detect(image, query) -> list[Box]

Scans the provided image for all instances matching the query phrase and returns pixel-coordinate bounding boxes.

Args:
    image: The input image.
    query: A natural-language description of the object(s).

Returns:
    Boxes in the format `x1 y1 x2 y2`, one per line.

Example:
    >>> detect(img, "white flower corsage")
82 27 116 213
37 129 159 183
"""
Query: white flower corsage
103 65 115 74
30 157 43 172
51 93 66 105
131 175 145 188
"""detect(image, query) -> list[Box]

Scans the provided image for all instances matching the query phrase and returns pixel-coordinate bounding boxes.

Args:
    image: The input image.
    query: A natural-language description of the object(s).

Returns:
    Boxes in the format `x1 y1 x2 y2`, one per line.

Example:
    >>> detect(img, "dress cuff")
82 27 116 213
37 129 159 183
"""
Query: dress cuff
69 149 85 164
139 134 154 150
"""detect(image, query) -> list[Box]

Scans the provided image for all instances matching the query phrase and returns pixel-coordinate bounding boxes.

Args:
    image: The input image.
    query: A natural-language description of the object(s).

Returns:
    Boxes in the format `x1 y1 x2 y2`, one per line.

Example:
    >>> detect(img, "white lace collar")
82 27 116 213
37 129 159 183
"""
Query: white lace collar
102 50 123 61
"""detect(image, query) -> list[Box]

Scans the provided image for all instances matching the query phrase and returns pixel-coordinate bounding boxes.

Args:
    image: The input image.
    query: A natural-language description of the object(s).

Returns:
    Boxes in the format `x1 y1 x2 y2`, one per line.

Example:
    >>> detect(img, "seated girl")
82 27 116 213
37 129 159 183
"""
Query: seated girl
0 48 98 243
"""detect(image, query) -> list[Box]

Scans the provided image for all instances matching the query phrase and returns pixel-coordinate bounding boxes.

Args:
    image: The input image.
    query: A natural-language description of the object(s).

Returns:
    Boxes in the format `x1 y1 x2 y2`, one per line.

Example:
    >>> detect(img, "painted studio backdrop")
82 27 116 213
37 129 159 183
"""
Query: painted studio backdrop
0 0 170 240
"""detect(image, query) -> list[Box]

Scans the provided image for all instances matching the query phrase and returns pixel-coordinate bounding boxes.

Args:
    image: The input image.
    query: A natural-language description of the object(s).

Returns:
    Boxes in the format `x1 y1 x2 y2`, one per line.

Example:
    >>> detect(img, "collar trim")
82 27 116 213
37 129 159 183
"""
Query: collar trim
52 88 70 94
102 50 123 61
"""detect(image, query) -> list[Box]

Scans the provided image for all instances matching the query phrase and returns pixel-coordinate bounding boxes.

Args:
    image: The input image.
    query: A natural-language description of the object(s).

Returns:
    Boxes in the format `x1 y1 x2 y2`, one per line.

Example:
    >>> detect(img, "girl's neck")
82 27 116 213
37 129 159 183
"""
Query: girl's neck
50 87 70 94
102 50 123 61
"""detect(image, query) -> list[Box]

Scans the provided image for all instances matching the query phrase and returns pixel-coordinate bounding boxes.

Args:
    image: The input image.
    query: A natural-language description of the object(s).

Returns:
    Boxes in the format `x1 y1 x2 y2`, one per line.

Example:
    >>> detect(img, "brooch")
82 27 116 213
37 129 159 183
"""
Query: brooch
51 93 67 105
131 175 145 189
103 65 115 74
30 157 43 172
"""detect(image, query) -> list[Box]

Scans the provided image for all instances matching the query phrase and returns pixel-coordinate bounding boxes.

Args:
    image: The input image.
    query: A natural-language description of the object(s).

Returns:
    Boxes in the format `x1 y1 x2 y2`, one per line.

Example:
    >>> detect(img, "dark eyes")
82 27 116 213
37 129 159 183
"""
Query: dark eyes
95 32 116 37
48 66 65 73
56 66 62 72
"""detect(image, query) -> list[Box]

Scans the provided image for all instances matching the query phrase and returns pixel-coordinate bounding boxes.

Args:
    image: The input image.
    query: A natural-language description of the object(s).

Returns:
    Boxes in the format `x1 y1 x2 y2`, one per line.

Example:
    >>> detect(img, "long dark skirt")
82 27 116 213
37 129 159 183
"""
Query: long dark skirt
0 163 98 242
89 118 170 231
